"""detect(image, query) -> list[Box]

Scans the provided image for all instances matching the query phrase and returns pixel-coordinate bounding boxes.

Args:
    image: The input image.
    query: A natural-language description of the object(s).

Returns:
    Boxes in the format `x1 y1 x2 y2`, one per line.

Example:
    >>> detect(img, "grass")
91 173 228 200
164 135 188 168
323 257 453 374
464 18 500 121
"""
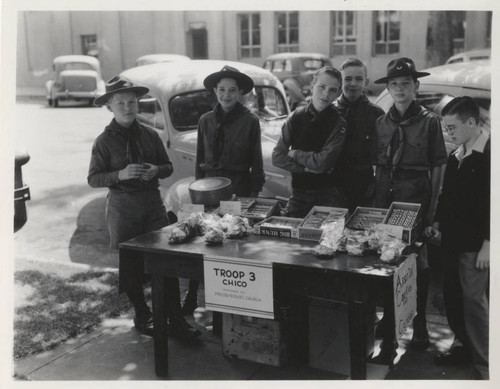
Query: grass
14 268 131 359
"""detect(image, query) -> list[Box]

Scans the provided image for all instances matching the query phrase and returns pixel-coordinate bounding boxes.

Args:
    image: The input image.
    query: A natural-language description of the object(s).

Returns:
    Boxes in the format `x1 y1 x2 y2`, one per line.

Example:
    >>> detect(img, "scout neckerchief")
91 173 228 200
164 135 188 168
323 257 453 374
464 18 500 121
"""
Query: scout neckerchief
112 119 144 164
213 102 248 165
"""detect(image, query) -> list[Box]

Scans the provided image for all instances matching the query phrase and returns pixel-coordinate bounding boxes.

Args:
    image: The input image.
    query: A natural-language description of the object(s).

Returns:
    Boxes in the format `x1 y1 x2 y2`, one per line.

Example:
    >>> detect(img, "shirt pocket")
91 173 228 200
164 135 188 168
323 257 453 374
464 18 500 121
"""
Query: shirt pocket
143 146 155 163
405 134 428 165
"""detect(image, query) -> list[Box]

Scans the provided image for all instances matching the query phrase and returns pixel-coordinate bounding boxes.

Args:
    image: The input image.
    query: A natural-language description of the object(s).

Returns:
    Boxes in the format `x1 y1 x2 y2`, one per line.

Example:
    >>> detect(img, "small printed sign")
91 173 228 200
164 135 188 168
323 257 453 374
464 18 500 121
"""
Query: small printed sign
219 201 242 216
393 254 417 339
204 255 274 319
181 203 205 213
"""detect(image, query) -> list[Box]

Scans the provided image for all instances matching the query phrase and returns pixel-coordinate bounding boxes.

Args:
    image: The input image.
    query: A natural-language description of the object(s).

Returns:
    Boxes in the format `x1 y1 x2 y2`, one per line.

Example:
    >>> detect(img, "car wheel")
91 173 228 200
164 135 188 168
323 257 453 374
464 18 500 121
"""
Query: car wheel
54 98 59 108
88 99 94 107
48 99 53 107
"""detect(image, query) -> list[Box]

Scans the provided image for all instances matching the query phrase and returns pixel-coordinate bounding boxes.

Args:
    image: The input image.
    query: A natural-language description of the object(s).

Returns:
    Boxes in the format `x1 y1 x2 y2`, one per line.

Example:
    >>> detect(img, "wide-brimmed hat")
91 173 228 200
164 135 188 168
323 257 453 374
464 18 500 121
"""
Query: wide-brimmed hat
94 76 149 106
374 57 430 84
203 65 254 95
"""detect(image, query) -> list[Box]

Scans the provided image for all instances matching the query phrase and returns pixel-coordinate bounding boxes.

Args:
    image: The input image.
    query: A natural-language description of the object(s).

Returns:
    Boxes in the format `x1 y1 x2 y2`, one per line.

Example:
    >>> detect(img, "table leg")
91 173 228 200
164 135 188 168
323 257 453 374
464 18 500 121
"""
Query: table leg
151 274 169 377
348 301 367 379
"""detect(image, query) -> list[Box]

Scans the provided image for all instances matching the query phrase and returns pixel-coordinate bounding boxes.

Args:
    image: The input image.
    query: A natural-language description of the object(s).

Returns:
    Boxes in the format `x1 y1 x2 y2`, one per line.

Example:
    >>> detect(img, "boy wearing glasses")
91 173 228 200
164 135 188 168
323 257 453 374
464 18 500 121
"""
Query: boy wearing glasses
272 66 346 217
426 97 490 379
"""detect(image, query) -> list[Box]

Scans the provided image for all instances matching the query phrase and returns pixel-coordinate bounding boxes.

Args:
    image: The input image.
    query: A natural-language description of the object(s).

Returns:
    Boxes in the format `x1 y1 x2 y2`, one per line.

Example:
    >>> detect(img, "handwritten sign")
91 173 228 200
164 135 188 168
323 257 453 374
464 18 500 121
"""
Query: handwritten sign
393 254 417 339
219 201 242 216
178 204 205 221
204 255 274 319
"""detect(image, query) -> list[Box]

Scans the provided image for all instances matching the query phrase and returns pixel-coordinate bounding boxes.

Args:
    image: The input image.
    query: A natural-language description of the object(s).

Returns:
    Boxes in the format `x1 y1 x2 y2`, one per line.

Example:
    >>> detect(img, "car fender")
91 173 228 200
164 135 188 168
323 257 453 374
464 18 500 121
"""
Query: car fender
163 176 196 217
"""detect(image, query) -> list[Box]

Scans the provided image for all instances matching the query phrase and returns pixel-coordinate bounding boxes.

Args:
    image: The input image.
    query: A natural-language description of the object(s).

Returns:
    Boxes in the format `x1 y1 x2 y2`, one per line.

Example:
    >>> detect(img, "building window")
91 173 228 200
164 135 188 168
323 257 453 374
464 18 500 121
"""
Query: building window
276 11 299 53
331 11 357 56
451 11 466 54
81 34 98 57
239 13 261 58
373 11 401 55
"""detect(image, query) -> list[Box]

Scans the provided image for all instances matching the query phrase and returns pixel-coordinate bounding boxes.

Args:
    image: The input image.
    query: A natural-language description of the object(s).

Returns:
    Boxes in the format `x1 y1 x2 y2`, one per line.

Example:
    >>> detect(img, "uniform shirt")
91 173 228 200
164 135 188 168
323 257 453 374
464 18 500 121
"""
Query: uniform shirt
88 118 173 193
333 94 384 185
375 102 447 171
435 130 490 252
195 102 265 194
272 103 346 190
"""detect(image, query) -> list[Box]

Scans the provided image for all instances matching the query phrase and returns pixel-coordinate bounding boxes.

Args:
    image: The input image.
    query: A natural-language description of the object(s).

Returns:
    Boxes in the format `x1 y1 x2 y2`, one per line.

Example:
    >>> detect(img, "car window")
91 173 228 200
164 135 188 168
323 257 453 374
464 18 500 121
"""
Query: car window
263 61 272 71
303 59 326 70
62 62 94 71
273 60 285 72
137 96 165 131
284 60 292 72
169 86 288 132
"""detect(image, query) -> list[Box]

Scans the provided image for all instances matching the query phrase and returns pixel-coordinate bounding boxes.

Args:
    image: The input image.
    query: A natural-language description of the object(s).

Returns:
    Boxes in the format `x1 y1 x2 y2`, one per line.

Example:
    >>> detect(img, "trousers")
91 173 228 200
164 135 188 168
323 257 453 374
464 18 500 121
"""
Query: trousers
443 248 489 379
286 186 344 218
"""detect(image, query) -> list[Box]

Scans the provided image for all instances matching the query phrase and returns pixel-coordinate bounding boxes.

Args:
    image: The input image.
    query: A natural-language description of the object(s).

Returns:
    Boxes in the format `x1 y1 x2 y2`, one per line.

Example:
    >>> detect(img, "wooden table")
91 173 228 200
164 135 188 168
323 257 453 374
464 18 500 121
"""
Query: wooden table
120 226 411 379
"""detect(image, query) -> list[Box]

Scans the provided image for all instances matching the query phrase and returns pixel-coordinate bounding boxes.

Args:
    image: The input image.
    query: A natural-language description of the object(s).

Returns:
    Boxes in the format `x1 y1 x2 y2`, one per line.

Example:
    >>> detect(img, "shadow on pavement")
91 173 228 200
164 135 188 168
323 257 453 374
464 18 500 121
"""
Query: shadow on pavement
69 196 119 269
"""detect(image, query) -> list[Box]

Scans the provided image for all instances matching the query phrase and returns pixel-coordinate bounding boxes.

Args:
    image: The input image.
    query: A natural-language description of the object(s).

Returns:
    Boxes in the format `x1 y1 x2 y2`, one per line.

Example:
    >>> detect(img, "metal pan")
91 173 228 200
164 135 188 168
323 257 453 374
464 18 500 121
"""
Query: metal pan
188 177 233 205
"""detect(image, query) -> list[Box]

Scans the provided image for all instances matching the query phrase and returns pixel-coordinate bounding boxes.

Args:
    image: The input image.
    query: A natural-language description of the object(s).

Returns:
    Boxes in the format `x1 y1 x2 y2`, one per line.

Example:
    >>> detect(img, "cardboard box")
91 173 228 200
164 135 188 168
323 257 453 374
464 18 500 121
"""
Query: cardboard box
236 197 280 222
253 216 302 239
308 297 375 376
298 206 349 241
345 207 389 230
379 202 422 244
222 313 289 367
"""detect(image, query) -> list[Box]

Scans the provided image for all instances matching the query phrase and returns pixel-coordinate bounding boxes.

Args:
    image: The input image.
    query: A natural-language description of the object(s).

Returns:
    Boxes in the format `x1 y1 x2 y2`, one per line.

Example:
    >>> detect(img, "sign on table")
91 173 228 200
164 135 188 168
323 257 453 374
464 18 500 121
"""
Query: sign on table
204 255 274 319
393 254 417 339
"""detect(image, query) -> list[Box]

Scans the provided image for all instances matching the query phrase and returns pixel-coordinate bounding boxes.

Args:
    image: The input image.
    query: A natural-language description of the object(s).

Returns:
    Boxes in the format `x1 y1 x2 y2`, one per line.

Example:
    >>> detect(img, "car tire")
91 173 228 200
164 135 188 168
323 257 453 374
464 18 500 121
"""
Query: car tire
48 99 53 107
54 98 59 108
88 99 94 107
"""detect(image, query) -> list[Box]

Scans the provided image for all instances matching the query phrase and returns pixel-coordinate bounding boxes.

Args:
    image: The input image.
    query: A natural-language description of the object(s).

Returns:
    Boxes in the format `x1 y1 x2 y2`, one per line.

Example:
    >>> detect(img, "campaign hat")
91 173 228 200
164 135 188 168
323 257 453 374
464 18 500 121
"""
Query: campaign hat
94 76 149 106
203 65 254 95
374 57 430 84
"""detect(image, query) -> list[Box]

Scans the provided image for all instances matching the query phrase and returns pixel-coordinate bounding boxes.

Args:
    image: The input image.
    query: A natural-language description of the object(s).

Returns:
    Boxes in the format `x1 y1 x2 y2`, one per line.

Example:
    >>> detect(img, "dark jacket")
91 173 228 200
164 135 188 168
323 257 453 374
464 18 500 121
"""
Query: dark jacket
272 103 346 190
435 135 490 252
88 119 173 193
333 94 384 186
195 102 265 194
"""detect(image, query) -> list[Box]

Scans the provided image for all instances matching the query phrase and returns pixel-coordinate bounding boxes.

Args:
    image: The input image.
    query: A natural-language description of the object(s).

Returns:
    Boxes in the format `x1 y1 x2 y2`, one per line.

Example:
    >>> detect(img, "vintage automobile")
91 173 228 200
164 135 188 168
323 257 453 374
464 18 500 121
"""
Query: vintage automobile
134 54 191 67
14 145 30 232
445 48 490 65
374 59 491 156
263 52 332 110
45 55 106 107
119 60 292 217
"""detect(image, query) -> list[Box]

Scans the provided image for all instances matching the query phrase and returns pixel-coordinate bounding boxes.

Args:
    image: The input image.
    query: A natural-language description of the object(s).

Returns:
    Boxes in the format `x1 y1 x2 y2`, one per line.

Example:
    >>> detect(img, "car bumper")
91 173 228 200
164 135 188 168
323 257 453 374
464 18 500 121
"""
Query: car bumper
53 91 100 100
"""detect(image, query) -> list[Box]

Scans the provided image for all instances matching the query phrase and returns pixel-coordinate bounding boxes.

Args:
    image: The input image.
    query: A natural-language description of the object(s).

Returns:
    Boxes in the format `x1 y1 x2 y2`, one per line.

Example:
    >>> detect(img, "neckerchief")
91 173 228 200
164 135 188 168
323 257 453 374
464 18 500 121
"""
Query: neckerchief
110 119 143 164
213 102 249 163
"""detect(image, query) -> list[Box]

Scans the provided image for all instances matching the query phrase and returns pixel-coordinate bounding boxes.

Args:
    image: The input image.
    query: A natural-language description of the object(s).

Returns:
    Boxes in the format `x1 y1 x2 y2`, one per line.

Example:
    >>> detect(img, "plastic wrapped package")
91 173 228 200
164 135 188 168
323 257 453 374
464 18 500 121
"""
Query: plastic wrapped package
314 219 345 259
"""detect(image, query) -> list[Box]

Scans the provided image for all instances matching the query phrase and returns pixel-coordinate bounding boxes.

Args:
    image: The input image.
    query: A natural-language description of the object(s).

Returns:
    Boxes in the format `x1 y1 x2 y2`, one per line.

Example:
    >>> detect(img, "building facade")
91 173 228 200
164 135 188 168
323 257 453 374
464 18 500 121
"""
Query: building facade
17 10 492 95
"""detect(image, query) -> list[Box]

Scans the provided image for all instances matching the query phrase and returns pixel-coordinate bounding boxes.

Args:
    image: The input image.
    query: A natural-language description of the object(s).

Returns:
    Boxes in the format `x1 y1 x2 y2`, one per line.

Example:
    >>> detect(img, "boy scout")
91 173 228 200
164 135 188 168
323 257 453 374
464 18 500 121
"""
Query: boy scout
272 66 346 217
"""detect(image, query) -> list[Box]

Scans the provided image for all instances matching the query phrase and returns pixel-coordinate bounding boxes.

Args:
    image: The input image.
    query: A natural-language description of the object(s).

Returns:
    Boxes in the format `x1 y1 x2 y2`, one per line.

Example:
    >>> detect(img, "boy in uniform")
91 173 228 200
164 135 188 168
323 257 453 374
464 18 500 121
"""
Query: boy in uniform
333 58 384 212
272 66 346 217
373 58 447 358
183 66 265 314
426 97 489 380
88 77 201 340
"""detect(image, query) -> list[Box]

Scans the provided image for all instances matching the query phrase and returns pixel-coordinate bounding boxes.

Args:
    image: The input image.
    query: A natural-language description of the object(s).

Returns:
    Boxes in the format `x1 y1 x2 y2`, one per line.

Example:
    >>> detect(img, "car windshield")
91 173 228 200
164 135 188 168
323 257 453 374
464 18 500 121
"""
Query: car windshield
303 58 327 70
169 86 288 131
62 62 94 71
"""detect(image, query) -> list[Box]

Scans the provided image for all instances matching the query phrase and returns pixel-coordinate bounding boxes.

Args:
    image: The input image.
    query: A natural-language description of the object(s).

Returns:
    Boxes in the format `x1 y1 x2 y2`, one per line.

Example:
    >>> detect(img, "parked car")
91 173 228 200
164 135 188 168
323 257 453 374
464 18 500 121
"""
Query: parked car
135 54 191 67
14 145 30 232
263 52 332 110
45 55 106 107
119 60 291 217
374 59 490 155
445 48 490 65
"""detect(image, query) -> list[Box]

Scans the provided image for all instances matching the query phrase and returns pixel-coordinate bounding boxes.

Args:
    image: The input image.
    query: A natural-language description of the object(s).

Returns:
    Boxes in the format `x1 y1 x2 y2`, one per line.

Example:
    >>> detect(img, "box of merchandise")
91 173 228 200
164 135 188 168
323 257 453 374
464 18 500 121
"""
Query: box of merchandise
236 197 280 221
222 313 290 367
253 216 302 239
345 207 389 230
298 206 349 241
378 202 422 244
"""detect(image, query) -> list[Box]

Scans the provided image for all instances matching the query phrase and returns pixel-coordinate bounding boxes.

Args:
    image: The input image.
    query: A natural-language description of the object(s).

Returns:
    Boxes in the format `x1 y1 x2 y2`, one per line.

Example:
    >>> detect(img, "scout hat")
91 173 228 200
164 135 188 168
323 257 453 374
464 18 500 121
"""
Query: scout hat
374 57 430 84
203 65 254 95
94 76 149 106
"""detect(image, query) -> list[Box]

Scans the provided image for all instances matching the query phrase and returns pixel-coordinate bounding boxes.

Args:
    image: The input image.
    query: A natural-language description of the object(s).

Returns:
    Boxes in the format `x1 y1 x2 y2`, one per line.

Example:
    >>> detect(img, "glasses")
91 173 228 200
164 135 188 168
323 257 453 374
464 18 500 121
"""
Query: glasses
443 124 457 135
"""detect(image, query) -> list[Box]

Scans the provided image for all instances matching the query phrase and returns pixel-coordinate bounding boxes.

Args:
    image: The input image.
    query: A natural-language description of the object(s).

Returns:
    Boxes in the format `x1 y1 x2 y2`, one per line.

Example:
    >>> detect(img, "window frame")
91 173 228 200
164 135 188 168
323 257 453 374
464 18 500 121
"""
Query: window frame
238 13 261 59
330 11 357 56
373 11 401 56
275 11 299 53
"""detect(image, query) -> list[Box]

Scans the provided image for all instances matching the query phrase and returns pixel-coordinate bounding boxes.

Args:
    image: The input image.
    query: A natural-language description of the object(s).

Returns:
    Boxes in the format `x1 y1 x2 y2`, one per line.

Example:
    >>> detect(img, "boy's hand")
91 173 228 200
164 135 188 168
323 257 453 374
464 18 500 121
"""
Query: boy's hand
476 240 490 270
140 163 159 181
424 226 440 240
118 163 146 180
287 149 297 159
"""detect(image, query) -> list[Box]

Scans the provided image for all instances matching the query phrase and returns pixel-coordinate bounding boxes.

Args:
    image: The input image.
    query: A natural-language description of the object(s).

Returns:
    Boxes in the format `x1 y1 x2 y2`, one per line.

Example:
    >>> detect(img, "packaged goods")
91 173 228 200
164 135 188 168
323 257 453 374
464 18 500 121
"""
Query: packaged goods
299 206 349 241
345 207 388 230
253 216 302 239
379 202 422 244
314 218 345 259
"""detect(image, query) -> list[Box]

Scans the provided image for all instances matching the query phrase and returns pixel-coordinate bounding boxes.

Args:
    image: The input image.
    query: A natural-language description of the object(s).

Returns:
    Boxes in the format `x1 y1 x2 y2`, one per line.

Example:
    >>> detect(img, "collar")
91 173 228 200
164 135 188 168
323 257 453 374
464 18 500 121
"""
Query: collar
453 130 490 161
106 118 140 134
389 101 420 123
306 102 336 122
214 102 248 124
337 93 369 109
